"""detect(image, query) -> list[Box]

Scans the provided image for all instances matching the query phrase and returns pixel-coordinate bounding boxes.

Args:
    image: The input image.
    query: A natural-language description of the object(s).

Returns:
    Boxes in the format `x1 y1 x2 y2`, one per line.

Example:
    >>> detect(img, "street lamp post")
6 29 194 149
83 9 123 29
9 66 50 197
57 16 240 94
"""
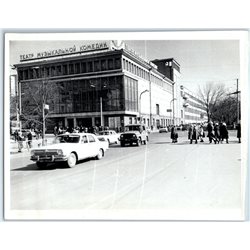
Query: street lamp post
170 98 177 125
139 89 149 124
90 81 106 128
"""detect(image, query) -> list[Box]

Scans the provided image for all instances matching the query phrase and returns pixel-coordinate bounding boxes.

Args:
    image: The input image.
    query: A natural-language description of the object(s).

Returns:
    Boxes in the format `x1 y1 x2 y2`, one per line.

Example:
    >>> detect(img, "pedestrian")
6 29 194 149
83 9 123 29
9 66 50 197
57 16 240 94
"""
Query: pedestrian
189 124 198 144
17 131 24 152
198 123 205 142
214 123 220 144
220 122 229 143
27 129 33 150
13 129 18 142
170 125 178 143
236 121 241 143
207 121 216 143
54 126 58 136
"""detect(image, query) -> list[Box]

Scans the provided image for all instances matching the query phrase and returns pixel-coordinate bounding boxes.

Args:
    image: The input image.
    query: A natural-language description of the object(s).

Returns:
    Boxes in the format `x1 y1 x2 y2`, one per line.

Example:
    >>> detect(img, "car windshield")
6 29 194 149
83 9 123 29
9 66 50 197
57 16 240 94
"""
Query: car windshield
99 131 109 135
55 135 80 143
125 126 141 132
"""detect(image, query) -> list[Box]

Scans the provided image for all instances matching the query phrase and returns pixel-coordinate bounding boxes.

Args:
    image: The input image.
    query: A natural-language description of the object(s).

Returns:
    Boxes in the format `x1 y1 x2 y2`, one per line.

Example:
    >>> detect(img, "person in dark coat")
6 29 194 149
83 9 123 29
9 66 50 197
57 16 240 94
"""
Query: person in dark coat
189 124 198 144
170 125 178 143
220 122 229 143
214 123 220 144
207 121 216 143
236 121 241 143
27 130 33 149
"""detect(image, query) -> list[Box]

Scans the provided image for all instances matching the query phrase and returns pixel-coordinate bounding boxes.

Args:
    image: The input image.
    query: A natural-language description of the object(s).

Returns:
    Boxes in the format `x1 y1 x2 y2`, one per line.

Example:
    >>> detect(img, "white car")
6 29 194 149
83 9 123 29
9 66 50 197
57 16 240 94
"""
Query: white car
96 136 109 151
30 133 107 168
98 130 119 144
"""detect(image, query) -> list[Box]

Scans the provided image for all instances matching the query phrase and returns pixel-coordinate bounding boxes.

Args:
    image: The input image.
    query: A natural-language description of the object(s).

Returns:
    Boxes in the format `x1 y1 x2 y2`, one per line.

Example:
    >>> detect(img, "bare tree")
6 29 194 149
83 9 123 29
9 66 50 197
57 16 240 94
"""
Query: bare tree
198 82 225 122
21 80 61 131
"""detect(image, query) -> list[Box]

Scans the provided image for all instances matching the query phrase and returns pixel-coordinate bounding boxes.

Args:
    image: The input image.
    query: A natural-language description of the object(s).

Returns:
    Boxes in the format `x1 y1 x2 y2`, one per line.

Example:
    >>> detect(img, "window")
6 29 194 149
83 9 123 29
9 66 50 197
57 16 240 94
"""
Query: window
81 62 86 73
87 61 93 72
81 135 88 143
115 58 121 69
101 60 107 71
88 135 96 143
63 64 68 75
69 64 74 74
75 63 80 74
57 65 62 75
129 117 132 124
94 60 100 71
156 104 160 115
108 59 114 70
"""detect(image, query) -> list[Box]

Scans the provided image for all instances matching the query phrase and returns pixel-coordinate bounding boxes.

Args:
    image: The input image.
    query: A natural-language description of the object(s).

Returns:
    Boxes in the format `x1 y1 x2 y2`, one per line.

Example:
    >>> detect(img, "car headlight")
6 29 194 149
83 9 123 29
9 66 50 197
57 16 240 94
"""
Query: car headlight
30 150 35 156
120 134 124 138
57 149 64 155
132 134 137 138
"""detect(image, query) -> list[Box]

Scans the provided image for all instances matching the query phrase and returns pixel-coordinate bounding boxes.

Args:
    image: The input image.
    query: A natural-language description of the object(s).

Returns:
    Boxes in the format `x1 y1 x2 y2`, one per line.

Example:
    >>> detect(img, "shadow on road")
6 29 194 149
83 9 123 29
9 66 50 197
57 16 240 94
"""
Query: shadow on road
11 158 94 171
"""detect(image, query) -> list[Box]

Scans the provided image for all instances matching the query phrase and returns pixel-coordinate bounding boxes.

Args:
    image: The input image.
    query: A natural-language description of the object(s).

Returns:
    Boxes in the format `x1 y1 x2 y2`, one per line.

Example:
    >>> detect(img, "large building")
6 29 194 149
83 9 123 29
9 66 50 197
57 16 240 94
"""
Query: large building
13 40 206 132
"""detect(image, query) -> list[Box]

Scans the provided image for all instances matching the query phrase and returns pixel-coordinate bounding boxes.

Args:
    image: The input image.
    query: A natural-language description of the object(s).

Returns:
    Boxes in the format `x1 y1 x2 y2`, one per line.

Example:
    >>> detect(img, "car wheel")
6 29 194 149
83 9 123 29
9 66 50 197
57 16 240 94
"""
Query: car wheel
96 149 103 160
66 153 77 168
36 162 47 168
107 139 110 144
146 136 149 141
144 139 147 145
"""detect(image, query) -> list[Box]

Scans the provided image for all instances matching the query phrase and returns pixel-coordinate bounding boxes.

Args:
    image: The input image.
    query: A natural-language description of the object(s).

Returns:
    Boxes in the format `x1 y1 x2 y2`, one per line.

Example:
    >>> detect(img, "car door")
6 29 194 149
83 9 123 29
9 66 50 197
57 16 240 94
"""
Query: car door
79 135 89 160
87 134 98 157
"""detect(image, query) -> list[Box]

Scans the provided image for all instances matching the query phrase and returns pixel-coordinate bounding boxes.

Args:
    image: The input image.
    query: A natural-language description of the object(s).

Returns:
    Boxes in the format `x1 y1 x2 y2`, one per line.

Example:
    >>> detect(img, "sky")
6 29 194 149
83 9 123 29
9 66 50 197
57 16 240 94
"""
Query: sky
9 39 240 94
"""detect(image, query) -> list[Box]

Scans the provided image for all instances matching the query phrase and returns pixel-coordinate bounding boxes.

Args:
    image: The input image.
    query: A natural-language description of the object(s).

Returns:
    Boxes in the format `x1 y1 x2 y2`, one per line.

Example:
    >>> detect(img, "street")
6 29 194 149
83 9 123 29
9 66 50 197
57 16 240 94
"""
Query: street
9 131 242 219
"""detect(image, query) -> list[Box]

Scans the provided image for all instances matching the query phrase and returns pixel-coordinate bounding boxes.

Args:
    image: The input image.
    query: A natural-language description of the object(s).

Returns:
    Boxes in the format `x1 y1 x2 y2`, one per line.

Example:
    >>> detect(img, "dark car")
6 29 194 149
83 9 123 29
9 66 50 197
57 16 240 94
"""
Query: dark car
120 124 149 147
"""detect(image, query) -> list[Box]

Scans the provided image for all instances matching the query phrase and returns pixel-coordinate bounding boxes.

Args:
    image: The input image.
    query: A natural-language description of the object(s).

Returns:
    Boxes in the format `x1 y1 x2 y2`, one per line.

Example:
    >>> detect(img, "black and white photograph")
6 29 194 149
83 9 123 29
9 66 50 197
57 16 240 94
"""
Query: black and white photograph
4 31 248 220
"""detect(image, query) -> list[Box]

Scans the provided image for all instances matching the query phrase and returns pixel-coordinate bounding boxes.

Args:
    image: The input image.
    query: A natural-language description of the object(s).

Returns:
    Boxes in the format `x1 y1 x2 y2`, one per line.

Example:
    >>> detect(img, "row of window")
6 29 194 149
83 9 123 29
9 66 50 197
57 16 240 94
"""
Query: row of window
122 58 172 92
18 57 122 81
186 99 207 112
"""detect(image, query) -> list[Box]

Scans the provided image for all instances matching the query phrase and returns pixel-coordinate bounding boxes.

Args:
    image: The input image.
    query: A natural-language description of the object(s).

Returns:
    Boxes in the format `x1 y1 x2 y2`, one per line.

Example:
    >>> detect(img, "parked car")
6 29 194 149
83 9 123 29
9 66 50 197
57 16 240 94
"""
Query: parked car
120 124 149 147
98 130 119 144
159 127 168 133
30 133 107 168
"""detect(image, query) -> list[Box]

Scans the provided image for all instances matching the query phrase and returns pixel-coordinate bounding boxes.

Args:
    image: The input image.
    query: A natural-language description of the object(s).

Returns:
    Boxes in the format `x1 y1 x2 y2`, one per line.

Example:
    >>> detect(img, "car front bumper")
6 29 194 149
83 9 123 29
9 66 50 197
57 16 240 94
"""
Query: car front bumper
30 155 68 162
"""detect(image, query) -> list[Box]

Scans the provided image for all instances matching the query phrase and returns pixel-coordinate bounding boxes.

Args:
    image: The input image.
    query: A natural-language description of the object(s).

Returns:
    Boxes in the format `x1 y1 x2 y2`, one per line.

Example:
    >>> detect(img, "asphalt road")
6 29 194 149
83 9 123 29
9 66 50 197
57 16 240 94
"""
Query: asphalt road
8 130 242 220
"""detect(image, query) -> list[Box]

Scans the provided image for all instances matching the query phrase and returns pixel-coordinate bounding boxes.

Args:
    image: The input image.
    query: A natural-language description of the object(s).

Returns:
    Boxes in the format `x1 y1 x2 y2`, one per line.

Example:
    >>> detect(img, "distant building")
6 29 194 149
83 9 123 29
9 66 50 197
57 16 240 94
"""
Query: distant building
179 85 207 124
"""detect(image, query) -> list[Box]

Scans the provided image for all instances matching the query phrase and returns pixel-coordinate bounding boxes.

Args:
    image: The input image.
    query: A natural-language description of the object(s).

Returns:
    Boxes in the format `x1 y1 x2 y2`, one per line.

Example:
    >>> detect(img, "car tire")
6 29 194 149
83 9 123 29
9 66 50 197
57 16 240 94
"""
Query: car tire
96 149 103 160
36 162 47 168
144 139 147 145
107 139 110 145
66 153 77 168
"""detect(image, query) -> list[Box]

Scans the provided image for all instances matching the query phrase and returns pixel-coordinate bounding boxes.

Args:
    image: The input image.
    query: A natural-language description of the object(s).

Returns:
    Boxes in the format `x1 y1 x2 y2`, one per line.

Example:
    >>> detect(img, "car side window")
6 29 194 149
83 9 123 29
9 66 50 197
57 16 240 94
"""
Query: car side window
88 135 96 143
81 135 88 143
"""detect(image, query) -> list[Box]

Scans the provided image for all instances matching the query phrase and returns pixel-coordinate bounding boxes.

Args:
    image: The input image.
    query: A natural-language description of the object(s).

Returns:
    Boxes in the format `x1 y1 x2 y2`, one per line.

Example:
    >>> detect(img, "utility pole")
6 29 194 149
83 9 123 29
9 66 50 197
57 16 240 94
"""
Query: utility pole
236 78 239 124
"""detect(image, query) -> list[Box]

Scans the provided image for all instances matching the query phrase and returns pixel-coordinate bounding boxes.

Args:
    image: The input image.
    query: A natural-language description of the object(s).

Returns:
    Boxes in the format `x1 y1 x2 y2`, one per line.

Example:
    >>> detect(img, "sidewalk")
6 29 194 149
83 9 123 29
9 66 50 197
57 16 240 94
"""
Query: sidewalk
9 135 55 155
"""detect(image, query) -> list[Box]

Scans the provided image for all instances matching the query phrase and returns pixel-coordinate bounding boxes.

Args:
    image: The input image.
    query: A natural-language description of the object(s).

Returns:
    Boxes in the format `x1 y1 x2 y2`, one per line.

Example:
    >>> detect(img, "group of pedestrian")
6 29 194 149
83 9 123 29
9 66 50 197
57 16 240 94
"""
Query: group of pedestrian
15 129 33 152
170 121 241 144
206 121 229 144
188 123 205 144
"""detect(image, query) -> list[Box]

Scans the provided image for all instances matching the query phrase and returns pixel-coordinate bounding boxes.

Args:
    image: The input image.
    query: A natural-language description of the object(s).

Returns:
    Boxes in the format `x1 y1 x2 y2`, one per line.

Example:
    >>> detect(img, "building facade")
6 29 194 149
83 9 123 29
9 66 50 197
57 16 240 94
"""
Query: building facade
13 41 208 133
14 41 184 132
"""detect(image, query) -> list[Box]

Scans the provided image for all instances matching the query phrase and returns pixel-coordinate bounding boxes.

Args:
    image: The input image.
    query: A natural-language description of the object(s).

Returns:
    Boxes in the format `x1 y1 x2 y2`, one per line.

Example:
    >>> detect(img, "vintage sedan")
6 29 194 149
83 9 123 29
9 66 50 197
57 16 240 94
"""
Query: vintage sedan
30 133 107 168
98 130 119 144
